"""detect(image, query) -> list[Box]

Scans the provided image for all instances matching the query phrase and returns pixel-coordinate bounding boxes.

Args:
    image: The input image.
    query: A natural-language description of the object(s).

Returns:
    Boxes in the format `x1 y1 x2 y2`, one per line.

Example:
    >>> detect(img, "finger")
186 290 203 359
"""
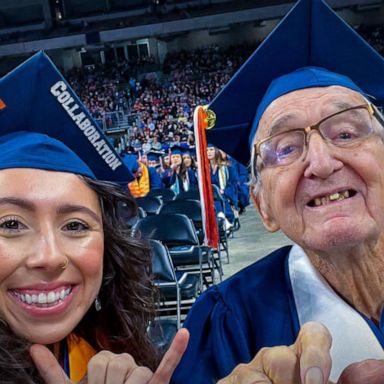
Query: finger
293 322 332 384
104 353 137 384
30 344 71 384
87 350 117 384
338 359 384 384
216 363 272 384
124 366 152 383
256 346 300 384
149 328 190 384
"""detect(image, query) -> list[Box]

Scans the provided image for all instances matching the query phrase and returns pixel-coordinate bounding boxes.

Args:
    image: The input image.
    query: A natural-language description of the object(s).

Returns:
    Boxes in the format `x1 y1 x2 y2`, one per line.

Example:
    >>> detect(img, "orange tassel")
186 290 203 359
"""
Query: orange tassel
194 106 219 248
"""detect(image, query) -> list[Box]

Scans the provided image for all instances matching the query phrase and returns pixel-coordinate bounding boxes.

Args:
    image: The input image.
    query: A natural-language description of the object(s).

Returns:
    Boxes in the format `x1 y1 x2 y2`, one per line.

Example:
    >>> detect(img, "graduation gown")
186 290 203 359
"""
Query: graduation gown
172 245 384 384
148 166 164 189
162 169 197 193
210 165 237 222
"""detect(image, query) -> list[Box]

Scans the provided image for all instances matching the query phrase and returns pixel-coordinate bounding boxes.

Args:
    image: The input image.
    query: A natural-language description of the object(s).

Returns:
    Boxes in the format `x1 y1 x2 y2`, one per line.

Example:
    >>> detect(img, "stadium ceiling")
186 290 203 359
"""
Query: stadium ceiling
0 0 382 57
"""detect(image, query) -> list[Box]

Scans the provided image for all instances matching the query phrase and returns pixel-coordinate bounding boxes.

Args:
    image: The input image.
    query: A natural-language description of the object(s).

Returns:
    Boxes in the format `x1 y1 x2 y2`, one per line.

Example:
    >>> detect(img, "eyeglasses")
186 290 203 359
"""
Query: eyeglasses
253 103 379 170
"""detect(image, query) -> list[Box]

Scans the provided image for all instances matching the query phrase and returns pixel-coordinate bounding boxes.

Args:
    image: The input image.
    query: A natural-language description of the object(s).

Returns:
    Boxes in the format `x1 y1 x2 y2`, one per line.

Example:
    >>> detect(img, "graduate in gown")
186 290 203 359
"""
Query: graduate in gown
172 0 384 383
207 144 237 224
146 150 165 190
0 52 188 383
162 146 197 193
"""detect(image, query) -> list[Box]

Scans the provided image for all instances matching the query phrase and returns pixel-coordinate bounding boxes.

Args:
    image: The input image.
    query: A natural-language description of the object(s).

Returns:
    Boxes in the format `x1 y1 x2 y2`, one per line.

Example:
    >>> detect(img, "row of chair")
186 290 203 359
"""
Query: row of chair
130 187 234 355
136 186 230 262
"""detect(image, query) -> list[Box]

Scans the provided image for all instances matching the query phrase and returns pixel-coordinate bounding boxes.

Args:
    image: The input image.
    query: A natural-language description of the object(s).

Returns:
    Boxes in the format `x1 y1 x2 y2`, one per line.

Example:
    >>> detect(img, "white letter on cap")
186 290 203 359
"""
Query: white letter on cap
50 81 67 96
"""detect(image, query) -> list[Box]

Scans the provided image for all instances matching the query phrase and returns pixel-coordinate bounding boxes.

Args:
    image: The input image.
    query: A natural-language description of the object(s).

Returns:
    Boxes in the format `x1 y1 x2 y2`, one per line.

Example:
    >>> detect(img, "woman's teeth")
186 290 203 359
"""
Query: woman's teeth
13 288 71 306
313 190 350 207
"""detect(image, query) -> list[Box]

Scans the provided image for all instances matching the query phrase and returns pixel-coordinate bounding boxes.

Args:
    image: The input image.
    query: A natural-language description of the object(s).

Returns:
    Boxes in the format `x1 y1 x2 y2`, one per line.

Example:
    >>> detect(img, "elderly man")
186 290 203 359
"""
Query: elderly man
171 0 384 383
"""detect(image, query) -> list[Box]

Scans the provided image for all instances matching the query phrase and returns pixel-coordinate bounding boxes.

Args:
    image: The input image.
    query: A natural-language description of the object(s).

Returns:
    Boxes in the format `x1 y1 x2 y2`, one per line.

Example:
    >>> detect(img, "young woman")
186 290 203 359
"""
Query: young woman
206 144 238 226
162 146 197 194
0 51 188 384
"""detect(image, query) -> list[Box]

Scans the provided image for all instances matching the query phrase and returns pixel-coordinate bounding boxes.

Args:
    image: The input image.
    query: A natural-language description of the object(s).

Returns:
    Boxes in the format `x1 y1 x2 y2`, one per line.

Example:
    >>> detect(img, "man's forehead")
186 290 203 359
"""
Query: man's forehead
256 86 365 139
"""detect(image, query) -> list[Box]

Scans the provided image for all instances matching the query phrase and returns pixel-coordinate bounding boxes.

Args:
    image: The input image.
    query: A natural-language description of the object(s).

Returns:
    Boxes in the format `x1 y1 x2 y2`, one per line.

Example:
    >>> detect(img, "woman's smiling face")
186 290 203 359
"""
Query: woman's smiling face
0 168 104 344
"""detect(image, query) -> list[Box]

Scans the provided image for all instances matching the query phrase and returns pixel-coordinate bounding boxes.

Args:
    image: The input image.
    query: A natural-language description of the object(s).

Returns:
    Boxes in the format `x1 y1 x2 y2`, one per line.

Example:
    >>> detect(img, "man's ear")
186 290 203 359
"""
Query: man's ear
251 184 280 232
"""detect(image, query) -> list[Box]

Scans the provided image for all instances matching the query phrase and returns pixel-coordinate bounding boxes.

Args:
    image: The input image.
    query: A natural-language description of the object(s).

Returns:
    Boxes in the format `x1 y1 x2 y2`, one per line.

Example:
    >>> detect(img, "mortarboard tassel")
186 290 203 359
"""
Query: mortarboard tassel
193 105 219 249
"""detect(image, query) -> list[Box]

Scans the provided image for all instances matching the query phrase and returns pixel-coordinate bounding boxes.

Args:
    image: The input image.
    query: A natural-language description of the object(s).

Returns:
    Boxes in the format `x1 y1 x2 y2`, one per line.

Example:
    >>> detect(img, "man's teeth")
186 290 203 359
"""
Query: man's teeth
314 190 350 207
14 288 71 305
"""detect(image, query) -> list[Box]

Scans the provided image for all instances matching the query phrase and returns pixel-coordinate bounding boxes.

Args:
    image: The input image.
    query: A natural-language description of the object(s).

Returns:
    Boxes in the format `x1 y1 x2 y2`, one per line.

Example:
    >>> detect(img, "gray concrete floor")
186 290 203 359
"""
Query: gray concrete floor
221 204 293 280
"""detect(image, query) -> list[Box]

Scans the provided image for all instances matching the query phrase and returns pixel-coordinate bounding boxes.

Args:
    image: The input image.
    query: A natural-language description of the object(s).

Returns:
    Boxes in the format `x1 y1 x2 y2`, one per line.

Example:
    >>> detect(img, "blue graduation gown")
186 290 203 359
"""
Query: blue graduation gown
210 165 237 222
233 160 250 208
162 169 197 192
172 245 384 383
172 246 298 383
148 166 164 189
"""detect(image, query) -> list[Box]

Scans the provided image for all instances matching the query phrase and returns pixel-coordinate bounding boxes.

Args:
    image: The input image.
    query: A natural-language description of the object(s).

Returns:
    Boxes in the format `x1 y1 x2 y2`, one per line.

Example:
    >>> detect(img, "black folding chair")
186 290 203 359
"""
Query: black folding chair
117 201 146 228
134 213 212 289
159 199 222 284
175 189 200 201
135 195 162 215
149 239 200 328
147 188 177 203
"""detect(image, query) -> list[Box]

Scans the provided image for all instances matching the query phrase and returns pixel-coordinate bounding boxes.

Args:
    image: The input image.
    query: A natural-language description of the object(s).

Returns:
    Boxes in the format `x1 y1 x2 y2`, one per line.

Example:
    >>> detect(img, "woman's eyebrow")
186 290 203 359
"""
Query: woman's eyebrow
56 204 102 223
0 198 101 224
0 197 35 211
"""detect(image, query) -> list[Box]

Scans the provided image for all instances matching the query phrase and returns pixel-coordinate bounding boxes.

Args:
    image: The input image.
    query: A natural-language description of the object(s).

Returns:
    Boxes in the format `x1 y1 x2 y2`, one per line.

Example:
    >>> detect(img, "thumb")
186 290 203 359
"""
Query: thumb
30 344 72 384
337 359 384 384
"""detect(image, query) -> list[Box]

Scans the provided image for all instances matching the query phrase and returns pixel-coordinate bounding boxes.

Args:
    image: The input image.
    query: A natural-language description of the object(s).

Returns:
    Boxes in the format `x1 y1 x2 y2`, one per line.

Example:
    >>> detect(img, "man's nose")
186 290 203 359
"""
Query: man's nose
303 133 344 179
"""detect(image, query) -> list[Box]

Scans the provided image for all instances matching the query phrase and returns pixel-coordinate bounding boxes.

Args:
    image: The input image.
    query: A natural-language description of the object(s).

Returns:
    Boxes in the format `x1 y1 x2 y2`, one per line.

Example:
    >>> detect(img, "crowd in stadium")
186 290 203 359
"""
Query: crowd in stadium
61 23 384 226
65 43 255 149
62 44 257 227
64 23 384 158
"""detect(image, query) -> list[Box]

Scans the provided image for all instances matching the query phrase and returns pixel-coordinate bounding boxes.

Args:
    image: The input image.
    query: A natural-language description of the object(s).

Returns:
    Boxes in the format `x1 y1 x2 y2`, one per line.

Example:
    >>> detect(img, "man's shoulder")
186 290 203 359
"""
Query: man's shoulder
213 245 293 301
224 245 291 282
189 245 294 325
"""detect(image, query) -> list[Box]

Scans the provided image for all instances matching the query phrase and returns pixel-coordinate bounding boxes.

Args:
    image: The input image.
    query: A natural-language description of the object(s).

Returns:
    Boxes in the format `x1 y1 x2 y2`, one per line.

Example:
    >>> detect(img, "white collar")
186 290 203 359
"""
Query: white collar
288 244 384 382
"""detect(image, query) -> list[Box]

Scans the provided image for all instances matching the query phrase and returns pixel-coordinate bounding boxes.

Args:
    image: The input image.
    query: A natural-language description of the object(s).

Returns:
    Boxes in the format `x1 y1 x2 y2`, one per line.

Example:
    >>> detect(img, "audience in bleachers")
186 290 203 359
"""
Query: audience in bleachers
357 23 384 56
66 60 137 127
64 43 255 154
63 23 384 213
129 44 255 152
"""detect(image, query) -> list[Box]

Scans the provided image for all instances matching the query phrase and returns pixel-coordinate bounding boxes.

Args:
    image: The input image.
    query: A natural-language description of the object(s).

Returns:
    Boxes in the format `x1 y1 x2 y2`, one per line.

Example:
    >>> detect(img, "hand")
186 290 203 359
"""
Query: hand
337 359 384 384
30 328 189 384
217 322 332 384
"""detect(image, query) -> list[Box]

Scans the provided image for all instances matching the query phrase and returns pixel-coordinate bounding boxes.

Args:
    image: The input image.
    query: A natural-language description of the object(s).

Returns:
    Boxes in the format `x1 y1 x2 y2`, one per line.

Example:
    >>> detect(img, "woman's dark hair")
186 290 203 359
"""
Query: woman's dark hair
0 321 44 384
75 177 159 370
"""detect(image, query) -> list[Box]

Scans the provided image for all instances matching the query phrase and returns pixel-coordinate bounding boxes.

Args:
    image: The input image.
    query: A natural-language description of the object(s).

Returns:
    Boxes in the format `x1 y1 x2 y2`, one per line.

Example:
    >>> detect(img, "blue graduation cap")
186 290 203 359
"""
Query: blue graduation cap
179 143 191 157
146 150 163 162
182 149 191 158
206 0 384 165
170 145 183 156
0 51 134 182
